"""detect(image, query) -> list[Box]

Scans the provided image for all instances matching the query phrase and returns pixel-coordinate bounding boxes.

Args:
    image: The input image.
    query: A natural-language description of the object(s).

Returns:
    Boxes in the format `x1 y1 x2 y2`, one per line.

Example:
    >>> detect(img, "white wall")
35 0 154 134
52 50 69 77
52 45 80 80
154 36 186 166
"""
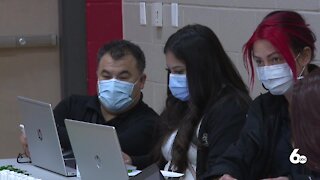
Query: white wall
123 0 320 113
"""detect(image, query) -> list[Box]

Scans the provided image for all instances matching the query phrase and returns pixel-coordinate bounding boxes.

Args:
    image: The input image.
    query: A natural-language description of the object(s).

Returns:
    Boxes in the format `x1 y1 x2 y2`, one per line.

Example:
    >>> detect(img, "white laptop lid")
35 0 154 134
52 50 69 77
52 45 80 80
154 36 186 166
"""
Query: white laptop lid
17 96 76 177
65 119 129 180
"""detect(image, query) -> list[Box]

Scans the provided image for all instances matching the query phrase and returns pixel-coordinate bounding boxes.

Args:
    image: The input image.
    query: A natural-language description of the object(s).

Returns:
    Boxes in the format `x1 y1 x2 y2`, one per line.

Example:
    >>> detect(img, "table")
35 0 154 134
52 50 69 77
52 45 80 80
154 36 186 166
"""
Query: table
0 159 80 180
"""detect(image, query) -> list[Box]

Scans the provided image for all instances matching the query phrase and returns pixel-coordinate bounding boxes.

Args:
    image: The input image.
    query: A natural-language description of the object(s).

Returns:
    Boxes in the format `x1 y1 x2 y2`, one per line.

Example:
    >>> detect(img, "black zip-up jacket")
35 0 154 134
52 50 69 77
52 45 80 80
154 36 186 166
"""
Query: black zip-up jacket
205 92 320 180
196 89 251 179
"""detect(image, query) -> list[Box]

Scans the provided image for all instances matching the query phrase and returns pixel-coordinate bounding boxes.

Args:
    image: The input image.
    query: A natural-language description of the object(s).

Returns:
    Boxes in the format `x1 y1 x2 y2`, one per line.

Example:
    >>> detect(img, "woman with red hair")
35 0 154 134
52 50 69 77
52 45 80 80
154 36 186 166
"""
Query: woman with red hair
204 11 320 180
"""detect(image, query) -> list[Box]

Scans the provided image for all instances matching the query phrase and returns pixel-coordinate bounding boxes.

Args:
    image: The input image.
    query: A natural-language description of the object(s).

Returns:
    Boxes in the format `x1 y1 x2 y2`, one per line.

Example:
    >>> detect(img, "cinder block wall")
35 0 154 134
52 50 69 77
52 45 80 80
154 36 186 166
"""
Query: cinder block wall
123 0 320 114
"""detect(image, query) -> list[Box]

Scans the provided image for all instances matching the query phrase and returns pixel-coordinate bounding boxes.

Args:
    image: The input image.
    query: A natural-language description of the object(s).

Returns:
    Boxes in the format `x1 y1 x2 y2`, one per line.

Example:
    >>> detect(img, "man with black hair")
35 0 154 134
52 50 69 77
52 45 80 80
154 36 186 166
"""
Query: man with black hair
21 40 159 167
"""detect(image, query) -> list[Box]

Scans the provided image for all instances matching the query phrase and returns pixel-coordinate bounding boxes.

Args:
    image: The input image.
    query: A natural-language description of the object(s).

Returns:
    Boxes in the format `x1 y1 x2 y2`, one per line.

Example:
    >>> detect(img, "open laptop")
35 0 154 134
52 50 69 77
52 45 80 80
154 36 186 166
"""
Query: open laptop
17 96 76 177
65 119 167 180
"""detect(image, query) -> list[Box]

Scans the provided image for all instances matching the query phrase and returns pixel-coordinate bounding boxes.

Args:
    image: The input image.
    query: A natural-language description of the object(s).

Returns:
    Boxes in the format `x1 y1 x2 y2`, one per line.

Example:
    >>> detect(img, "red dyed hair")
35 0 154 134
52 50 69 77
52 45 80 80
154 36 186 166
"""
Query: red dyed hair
243 11 316 87
291 68 320 172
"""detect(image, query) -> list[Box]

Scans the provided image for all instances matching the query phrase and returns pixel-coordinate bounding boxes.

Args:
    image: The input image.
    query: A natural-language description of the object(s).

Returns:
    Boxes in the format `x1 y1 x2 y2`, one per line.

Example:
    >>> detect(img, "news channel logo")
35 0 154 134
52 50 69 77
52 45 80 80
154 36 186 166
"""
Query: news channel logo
290 149 307 164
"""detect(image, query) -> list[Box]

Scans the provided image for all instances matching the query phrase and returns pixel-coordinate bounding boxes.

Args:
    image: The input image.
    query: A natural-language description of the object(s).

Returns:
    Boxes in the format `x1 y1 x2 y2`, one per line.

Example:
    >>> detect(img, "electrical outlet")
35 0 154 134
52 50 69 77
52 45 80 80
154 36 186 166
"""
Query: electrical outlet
151 2 162 27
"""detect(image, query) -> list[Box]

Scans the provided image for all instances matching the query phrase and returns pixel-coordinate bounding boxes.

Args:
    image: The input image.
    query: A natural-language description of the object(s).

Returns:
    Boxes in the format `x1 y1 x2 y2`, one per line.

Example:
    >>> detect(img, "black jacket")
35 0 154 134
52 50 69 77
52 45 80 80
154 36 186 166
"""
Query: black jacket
197 88 251 179
131 86 251 176
206 92 320 180
53 94 160 157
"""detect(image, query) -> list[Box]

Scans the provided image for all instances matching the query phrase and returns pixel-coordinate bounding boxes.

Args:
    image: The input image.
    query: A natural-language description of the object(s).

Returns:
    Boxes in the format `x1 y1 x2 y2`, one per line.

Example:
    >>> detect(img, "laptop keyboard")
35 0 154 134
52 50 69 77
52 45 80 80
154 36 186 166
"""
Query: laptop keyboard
0 170 41 180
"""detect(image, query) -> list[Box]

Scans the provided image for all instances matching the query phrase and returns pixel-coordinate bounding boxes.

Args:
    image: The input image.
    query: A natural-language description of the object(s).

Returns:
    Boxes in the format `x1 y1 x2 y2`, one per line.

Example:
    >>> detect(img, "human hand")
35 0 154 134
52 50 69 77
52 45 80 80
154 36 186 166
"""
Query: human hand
122 152 132 165
19 133 30 157
219 174 237 180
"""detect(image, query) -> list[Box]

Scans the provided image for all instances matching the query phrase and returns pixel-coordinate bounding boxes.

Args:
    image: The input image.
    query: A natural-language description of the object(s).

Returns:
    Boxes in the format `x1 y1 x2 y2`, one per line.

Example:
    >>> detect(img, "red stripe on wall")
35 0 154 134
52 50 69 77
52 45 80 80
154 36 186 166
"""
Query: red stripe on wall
86 0 123 95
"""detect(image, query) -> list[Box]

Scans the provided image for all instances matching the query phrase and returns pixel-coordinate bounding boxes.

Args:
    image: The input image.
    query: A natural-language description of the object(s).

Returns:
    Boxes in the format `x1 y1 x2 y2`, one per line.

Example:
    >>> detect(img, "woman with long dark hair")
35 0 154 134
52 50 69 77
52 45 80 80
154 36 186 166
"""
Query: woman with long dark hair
208 11 320 180
156 24 251 179
291 69 320 174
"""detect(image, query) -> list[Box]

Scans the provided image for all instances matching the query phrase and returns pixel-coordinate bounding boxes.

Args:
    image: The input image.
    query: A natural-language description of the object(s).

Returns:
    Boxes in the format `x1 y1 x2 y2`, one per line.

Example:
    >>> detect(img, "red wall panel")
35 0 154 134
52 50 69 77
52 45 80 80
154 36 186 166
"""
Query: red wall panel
86 0 123 95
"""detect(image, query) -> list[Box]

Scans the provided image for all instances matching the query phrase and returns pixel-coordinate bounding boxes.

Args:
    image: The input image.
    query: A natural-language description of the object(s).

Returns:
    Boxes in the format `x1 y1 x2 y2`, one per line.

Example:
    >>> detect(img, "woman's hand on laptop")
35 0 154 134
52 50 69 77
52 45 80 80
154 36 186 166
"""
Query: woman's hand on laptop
122 152 132 165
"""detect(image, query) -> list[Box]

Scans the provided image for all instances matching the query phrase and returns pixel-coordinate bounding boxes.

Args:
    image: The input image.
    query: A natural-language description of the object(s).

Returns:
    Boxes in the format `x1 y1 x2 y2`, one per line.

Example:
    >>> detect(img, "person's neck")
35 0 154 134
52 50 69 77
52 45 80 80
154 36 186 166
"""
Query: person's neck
100 106 117 122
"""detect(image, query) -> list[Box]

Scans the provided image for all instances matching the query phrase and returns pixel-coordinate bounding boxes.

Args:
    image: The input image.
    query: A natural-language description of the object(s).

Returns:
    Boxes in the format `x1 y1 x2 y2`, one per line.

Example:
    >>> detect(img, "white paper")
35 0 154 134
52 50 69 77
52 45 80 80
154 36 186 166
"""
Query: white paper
127 170 184 178
128 170 142 177
160 170 184 178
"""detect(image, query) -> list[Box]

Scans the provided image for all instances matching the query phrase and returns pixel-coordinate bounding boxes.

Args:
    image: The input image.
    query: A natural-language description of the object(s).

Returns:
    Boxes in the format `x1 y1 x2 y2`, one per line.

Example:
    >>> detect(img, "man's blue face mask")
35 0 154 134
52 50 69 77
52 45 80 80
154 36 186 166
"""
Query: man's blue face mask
169 73 189 101
98 78 137 113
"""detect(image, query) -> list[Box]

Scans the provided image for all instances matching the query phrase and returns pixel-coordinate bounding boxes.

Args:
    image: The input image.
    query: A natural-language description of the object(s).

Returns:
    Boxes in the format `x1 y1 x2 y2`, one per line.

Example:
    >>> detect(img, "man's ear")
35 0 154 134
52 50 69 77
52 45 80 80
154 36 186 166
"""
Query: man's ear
299 47 312 67
138 73 147 89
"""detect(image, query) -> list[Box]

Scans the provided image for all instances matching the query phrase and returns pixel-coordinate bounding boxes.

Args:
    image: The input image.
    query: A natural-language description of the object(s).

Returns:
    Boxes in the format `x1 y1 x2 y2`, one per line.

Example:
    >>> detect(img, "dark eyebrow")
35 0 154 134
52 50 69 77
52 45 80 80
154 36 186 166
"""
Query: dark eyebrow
171 66 185 71
100 70 111 75
252 55 260 60
118 71 131 76
267 52 281 58
253 51 280 59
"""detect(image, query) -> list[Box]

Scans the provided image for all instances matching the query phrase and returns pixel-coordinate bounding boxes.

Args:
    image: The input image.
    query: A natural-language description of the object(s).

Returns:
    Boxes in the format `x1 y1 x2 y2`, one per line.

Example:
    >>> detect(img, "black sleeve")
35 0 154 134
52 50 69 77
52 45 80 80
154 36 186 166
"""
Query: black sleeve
121 117 156 169
120 120 154 155
53 96 73 151
130 126 158 169
118 110 160 157
202 98 265 180
131 113 163 170
131 154 153 170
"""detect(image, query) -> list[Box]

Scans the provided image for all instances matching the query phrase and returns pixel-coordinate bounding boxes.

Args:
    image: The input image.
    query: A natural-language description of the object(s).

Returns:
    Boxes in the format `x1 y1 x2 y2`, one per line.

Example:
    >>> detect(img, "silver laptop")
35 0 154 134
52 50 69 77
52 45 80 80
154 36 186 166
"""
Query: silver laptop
17 96 76 177
65 119 133 180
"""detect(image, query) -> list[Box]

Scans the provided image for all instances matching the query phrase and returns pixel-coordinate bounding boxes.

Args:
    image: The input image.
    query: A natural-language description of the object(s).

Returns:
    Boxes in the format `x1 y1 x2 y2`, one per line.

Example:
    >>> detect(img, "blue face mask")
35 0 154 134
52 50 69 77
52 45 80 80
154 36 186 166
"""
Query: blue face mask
169 73 189 101
98 79 136 113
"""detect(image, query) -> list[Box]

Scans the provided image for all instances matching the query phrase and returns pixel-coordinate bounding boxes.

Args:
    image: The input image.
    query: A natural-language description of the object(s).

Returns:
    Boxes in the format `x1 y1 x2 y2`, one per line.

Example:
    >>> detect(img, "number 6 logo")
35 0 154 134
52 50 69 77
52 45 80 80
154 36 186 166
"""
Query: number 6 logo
290 149 307 164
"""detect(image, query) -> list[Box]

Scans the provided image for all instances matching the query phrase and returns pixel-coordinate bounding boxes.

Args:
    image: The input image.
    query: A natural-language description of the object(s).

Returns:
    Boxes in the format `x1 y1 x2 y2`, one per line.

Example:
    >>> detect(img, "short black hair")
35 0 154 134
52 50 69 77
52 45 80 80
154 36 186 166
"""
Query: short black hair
97 40 146 73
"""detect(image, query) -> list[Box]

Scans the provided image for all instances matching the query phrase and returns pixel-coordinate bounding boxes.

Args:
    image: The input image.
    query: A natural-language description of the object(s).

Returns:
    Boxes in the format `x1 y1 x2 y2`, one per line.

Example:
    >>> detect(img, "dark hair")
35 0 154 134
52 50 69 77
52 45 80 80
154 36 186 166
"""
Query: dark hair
158 24 250 172
291 68 320 173
243 11 317 87
97 40 146 73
